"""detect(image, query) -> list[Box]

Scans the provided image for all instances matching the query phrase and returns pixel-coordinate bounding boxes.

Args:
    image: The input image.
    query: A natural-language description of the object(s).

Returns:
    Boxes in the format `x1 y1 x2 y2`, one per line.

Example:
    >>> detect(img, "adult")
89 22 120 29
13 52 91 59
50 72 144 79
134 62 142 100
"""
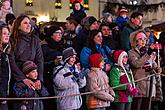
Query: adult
120 12 143 52
0 25 11 110
128 30 162 110
9 14 44 97
80 29 112 72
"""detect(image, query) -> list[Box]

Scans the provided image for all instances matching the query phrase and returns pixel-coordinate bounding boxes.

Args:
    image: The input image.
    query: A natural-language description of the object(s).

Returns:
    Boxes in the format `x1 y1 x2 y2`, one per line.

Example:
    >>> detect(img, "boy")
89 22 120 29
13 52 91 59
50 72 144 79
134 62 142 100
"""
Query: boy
13 61 49 110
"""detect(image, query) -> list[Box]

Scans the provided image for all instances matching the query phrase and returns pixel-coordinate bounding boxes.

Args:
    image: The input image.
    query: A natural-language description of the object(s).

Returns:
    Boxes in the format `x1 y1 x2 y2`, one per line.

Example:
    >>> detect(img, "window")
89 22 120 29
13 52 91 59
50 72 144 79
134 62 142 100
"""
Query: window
55 0 62 9
26 0 33 6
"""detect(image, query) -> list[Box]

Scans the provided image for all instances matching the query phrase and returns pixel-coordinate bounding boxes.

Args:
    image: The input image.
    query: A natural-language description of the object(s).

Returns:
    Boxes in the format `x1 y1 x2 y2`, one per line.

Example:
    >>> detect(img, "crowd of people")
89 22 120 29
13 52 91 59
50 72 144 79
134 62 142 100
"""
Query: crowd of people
0 0 165 110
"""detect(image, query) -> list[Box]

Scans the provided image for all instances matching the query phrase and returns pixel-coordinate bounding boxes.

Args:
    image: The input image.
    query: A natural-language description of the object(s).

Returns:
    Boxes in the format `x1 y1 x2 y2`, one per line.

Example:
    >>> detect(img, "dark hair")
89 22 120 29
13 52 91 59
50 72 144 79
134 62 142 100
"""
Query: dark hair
66 16 78 27
86 29 101 52
72 1 83 11
11 14 31 49
130 12 143 19
0 25 9 52
99 23 110 30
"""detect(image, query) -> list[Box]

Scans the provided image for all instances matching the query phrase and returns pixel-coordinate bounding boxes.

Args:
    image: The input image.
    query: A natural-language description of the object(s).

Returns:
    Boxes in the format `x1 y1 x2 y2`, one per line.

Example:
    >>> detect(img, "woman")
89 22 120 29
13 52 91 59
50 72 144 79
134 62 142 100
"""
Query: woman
128 30 162 110
41 25 64 110
9 14 44 101
0 25 11 110
80 29 112 72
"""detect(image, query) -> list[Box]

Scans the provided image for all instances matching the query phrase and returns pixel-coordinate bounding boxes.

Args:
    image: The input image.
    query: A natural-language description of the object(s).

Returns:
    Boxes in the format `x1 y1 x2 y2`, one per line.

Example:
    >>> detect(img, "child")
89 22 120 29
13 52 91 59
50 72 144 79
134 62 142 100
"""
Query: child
86 53 115 110
53 47 86 110
115 6 129 30
108 50 138 110
13 61 49 110
0 25 11 110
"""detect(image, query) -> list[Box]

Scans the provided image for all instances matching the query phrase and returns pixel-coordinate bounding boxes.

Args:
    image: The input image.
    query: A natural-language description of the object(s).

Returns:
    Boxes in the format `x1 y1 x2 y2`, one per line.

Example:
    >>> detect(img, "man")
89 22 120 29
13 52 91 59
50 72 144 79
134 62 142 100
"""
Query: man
120 12 143 52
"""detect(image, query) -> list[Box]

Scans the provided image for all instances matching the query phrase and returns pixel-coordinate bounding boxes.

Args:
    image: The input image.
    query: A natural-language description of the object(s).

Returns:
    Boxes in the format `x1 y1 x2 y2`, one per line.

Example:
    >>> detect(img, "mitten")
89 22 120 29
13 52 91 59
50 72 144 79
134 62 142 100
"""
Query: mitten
130 88 138 97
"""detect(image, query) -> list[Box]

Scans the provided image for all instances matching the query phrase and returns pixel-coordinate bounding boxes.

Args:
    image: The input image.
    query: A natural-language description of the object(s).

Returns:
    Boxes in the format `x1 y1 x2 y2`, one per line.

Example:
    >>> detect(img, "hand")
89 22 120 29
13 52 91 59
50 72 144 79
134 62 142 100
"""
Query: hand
156 67 162 74
34 80 41 90
106 64 111 72
0 101 7 104
23 79 35 88
131 88 138 97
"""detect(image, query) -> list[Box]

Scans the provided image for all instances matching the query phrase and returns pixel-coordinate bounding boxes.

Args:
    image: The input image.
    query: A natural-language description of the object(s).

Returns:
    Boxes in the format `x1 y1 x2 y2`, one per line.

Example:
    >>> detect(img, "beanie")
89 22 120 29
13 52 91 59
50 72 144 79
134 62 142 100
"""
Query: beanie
22 61 37 74
88 16 97 26
88 53 104 68
63 47 77 62
113 50 127 67
46 25 61 37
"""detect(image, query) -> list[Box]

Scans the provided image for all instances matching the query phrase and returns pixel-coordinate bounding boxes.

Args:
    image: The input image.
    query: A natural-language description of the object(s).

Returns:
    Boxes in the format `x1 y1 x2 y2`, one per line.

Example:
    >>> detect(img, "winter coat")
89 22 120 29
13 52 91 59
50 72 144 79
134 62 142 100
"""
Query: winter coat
9 32 44 81
13 81 49 110
108 65 132 102
86 67 114 109
120 21 141 52
0 44 11 101
115 16 129 30
80 44 112 69
128 47 154 97
53 63 86 110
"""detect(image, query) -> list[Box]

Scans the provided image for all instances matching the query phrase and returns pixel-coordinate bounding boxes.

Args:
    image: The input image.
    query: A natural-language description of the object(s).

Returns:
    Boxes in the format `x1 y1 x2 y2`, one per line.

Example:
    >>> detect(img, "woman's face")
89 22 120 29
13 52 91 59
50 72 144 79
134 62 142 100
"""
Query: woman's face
51 30 62 42
94 32 103 45
1 27 10 44
19 17 31 33
136 32 147 48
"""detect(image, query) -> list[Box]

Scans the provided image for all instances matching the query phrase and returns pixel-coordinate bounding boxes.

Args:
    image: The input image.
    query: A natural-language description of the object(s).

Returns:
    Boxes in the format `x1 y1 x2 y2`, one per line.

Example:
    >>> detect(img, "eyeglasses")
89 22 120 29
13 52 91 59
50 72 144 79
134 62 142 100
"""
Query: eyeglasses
53 32 63 36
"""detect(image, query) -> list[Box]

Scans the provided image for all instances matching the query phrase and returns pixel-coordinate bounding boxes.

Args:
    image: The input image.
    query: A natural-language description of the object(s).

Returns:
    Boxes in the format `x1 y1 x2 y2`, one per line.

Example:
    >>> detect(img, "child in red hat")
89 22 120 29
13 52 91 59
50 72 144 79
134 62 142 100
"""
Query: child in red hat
108 50 138 110
86 53 115 110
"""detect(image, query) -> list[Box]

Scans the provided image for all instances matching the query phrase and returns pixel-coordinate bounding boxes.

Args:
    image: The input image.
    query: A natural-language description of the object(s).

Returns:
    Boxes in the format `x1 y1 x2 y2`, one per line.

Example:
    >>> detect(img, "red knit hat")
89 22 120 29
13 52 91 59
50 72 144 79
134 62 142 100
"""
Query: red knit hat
88 53 104 68
113 50 127 65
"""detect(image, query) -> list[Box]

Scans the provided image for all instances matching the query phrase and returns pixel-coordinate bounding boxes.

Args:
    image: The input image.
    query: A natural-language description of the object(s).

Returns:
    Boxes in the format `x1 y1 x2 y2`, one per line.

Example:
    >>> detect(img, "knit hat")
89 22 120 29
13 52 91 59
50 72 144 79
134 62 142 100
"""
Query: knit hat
88 53 105 68
113 50 127 67
81 16 97 30
22 61 37 74
5 13 16 24
46 25 61 37
63 47 77 62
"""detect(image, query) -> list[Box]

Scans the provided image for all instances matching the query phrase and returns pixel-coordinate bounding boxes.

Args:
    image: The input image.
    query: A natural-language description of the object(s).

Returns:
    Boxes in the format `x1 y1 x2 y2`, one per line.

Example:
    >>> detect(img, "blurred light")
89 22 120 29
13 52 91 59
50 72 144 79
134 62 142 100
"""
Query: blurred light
37 15 49 23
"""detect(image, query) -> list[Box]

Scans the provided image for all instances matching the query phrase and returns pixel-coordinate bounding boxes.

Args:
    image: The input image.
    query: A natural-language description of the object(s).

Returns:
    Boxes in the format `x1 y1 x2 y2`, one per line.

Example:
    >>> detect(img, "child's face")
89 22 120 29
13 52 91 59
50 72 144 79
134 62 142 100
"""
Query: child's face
1 27 10 44
74 3 81 11
122 55 128 64
26 69 38 80
68 55 76 65
99 61 105 69
120 12 128 18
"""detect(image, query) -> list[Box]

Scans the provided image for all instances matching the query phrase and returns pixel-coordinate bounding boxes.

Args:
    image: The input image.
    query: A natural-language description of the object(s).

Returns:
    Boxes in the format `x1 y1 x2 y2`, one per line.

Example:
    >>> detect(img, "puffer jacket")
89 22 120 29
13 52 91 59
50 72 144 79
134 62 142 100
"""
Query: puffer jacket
86 67 114 109
53 63 86 110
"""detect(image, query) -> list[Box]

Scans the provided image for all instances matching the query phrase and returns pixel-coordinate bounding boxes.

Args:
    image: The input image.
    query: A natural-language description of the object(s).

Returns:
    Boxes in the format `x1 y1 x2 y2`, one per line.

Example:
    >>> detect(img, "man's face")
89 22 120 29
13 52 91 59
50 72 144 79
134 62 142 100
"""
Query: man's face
131 15 143 27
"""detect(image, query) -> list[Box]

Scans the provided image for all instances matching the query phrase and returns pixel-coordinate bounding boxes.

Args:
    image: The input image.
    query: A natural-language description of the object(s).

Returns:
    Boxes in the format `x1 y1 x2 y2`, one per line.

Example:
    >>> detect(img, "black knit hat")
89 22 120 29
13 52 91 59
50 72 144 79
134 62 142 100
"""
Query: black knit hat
62 47 77 62
46 25 61 37
88 16 97 26
22 61 37 74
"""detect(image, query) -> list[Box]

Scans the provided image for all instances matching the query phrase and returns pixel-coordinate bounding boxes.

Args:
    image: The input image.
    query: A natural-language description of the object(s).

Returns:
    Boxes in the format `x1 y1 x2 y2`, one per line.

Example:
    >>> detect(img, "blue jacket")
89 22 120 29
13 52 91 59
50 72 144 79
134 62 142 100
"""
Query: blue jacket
80 44 112 69
115 16 129 30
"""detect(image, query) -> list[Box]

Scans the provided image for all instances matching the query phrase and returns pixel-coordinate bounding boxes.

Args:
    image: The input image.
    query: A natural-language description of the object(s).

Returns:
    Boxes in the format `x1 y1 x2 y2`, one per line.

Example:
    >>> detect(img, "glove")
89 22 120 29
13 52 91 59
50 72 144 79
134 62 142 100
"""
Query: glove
139 46 147 56
127 85 138 97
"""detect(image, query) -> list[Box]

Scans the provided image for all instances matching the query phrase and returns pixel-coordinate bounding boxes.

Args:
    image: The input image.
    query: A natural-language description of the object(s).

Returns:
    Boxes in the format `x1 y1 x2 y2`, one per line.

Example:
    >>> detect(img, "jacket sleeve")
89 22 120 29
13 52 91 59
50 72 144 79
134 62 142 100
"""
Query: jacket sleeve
80 47 92 69
77 76 86 88
13 82 35 98
87 71 114 101
128 50 150 68
53 70 76 90
9 51 26 81
109 68 127 90
34 37 44 81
